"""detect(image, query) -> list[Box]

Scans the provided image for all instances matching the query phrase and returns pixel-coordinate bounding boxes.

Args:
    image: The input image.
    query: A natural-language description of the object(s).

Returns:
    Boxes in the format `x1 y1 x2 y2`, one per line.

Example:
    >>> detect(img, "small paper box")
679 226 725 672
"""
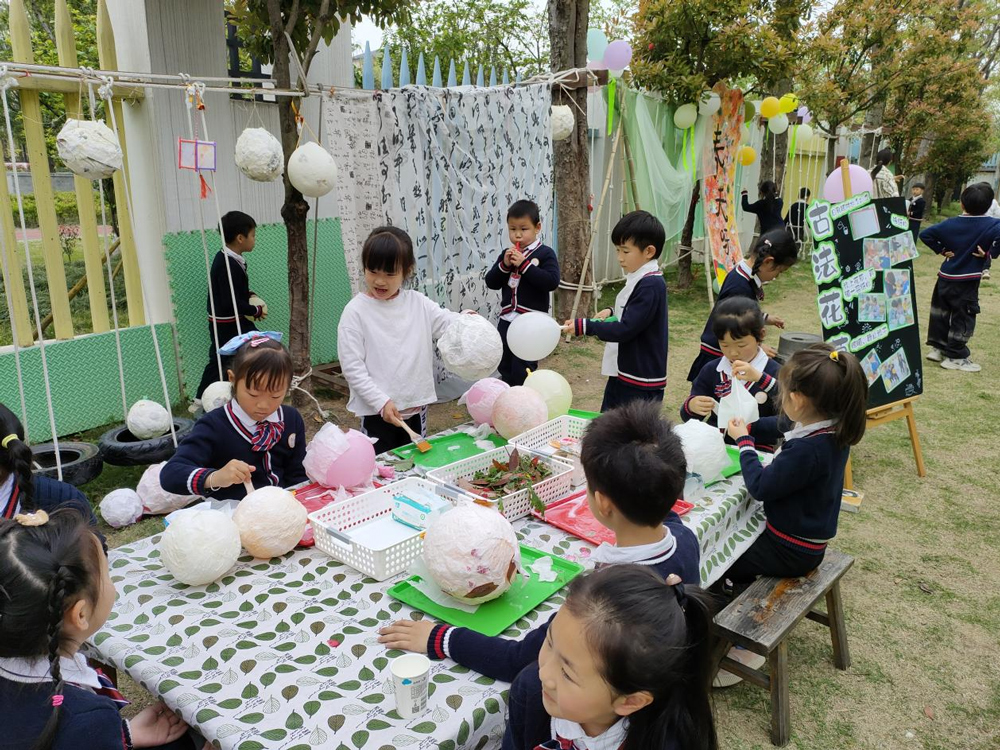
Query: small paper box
177 138 218 171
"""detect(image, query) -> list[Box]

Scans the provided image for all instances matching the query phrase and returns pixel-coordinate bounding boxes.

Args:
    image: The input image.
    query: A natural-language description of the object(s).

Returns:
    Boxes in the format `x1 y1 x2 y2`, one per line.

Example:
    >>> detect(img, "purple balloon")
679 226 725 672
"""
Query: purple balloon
587 59 607 70
603 40 633 70
797 105 812 124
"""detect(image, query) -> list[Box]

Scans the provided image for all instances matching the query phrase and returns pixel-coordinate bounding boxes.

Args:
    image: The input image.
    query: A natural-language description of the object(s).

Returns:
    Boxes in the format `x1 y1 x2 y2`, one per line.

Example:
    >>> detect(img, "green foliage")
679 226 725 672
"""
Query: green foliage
589 0 638 43
9 190 103 228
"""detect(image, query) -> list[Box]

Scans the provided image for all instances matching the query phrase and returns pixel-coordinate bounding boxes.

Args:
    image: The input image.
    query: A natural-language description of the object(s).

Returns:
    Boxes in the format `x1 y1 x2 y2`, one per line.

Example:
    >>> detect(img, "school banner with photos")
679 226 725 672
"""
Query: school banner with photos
702 87 745 286
806 195 923 409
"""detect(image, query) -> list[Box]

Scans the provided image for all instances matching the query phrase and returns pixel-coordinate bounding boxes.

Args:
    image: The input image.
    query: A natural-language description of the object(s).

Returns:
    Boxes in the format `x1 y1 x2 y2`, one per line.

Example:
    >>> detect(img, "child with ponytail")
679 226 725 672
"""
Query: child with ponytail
0 509 197 749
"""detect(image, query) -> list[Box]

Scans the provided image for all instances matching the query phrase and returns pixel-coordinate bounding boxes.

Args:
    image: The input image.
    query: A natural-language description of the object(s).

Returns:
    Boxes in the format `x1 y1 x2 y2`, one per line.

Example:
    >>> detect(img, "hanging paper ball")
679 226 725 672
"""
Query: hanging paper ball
99 488 143 529
823 164 875 203
303 423 376 488
202 381 232 412
159 509 242 586
126 399 172 440
673 103 698 130
287 141 338 197
439 314 504 381
233 486 307 558
603 40 633 70
492 386 549 439
507 312 561 362
796 124 814 143
740 124 751 143
234 127 284 182
768 113 790 135
738 145 757 166
586 28 609 62
423 503 521 605
551 105 575 141
56 119 123 180
779 93 799 114
673 421 729 485
760 97 781 119
245 294 267 322
698 91 721 117
465 378 510 426
524 369 573 420
744 101 756 123
138 462 199 515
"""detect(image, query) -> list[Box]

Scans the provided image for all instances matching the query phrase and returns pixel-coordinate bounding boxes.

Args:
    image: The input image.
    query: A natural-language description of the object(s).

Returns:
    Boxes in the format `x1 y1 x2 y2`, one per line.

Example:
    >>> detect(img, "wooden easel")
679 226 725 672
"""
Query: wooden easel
844 395 927 490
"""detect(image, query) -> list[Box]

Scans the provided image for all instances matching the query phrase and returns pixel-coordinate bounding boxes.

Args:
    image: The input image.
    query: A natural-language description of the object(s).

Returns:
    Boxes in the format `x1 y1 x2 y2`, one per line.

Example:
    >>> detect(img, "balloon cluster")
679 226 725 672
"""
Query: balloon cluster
586 28 633 78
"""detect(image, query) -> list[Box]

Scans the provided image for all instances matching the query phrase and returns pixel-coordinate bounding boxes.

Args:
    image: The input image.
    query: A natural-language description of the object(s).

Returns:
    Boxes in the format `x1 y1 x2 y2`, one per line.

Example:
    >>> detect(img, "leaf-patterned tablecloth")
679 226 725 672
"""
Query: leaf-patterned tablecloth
87 477 762 750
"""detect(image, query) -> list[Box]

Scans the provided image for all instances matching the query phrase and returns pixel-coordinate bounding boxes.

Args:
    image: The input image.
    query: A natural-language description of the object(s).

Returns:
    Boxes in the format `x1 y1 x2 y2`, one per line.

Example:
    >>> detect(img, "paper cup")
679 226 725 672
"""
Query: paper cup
391 653 431 718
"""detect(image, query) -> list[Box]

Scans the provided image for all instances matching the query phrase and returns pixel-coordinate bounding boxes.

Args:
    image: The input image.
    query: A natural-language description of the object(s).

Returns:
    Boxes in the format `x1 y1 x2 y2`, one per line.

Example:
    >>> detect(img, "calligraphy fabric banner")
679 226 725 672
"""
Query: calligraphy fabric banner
702 88 745 285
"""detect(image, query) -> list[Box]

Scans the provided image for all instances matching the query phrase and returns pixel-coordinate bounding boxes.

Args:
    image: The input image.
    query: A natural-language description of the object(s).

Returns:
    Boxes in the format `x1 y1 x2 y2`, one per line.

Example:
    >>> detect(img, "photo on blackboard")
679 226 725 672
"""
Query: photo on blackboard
858 293 887 322
888 295 915 331
849 204 881 240
880 348 911 393
864 238 892 270
860 349 882 385
884 269 911 299
889 232 919 265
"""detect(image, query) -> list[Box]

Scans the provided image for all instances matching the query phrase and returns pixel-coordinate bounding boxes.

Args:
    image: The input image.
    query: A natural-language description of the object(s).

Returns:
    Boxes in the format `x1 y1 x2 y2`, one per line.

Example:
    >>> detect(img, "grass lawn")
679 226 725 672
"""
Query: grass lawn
74 209 999 749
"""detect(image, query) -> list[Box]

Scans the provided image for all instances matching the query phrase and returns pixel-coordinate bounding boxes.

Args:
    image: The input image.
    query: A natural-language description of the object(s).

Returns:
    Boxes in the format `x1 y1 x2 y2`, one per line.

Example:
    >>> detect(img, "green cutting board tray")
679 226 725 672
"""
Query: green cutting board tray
387 544 584 636
707 446 744 485
567 409 600 420
391 432 507 468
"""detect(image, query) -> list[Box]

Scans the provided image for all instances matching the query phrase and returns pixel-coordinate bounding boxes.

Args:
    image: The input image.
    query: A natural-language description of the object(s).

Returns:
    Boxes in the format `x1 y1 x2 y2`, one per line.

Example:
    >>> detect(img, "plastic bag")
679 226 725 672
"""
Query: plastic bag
673 420 731 484
716 379 759 427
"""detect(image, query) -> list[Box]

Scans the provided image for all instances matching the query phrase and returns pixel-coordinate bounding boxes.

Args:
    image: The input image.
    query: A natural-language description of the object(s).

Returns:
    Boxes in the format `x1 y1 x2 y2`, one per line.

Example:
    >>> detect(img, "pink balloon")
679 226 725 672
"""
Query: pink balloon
602 40 633 70
465 378 510 426
307 429 376 489
822 164 874 203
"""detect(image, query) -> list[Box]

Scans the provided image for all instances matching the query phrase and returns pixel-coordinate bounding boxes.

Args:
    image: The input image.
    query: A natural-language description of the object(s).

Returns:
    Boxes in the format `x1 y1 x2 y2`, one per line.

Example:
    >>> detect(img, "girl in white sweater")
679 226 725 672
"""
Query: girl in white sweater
337 227 461 452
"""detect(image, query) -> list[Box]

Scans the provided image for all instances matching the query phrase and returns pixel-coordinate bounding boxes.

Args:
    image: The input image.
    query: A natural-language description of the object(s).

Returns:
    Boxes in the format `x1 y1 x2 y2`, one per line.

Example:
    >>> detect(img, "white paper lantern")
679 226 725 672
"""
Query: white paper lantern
138 462 198 515
99 488 143 528
159 509 242 586
551 105 575 141
287 141 338 197
673 420 730 484
438 315 503 381
232 486 307 558
202 381 232 412
234 127 284 182
423 504 521 604
246 294 268 322
698 91 721 116
767 113 790 135
491 386 549 439
126 399 172 440
56 119 123 180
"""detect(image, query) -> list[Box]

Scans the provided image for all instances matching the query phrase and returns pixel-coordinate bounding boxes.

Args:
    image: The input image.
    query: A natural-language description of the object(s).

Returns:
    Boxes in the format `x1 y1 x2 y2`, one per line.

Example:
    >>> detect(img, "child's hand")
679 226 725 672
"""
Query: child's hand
688 396 716 417
767 314 785 329
561 320 575 335
727 418 750 440
594 308 613 321
503 248 515 267
973 245 987 258
209 460 254 490
381 400 403 426
730 360 762 382
762 343 778 358
129 702 190 748
942 250 955 258
378 619 435 654
509 249 525 266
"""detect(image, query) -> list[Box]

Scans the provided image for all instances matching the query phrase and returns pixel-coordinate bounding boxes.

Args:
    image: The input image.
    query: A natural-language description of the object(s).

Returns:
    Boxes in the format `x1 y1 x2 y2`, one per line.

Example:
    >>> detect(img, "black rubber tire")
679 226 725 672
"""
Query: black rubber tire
97 418 195 467
31 441 104 487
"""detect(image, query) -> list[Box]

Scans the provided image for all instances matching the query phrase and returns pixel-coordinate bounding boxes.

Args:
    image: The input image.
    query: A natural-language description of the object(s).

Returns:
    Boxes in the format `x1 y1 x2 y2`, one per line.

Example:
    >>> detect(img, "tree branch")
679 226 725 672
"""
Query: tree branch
286 0 302 37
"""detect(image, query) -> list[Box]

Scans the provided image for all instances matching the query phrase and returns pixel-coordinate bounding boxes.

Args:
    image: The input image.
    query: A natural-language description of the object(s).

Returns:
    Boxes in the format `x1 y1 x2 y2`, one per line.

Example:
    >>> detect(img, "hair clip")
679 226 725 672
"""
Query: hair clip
829 350 840 362
218 330 283 356
763 239 772 248
1 433 17 449
665 573 688 610
51 694 64 707
14 510 49 527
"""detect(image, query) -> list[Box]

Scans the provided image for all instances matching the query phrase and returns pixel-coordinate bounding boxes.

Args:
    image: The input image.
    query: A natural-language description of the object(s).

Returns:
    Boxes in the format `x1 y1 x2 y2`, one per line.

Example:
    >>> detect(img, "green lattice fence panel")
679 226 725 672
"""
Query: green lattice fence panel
0 324 180 443
163 219 352 398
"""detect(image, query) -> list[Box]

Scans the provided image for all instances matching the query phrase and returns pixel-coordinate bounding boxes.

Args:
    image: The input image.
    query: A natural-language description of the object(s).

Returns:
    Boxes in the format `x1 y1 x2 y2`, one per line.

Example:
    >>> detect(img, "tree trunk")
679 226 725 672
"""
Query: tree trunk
677 181 699 289
859 100 886 169
549 0 591 321
760 81 791 190
826 132 838 175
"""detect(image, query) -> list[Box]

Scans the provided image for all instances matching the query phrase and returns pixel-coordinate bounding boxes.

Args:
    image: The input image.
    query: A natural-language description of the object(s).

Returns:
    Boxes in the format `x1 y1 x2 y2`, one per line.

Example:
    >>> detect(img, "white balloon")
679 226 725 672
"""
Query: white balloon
796 123 814 143
56 119 122 180
127 399 171 440
234 127 283 182
159 509 242 586
698 91 721 116
287 141 338 197
768 113 790 135
506 312 561 362
551 105 575 141
673 103 698 130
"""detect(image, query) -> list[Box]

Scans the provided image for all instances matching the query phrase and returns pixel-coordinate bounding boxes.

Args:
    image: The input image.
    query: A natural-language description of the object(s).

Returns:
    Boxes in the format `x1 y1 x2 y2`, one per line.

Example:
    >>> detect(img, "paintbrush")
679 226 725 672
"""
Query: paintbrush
394 418 432 453
243 479 255 497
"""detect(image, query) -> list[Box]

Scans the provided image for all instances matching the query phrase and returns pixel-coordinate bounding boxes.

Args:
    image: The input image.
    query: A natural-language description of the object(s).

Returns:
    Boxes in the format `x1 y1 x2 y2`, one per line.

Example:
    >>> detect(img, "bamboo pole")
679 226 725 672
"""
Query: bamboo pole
0 169 33 347
97 0 144 326
36 238 121 338
56 0 109 334
9 0 74 339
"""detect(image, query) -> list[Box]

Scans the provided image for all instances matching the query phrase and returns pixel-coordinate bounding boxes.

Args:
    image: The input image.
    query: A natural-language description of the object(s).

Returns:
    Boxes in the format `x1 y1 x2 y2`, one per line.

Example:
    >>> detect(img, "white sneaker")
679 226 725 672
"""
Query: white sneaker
941 358 981 372
713 647 767 688
926 348 943 362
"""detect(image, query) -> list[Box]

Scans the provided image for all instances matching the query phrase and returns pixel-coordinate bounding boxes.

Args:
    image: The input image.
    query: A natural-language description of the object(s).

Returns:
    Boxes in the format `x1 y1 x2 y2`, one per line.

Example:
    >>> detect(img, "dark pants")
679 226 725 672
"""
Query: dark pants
600 376 664 412
196 321 249 398
927 277 980 360
497 318 536 387
501 662 550 750
360 407 427 454
909 219 922 246
723 531 825 584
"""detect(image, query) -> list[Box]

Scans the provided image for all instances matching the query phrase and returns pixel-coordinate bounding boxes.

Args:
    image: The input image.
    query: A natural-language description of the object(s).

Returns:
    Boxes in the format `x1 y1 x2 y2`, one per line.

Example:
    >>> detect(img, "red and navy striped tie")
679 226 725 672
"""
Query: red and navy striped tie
251 421 284 452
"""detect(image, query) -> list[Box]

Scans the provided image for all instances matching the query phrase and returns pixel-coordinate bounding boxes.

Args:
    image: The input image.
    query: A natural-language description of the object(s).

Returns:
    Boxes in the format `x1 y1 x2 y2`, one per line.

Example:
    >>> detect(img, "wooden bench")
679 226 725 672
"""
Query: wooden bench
712 549 854 746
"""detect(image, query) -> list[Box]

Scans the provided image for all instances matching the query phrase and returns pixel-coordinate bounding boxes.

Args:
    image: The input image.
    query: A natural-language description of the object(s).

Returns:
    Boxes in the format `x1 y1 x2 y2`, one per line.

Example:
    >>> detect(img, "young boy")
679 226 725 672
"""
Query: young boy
785 187 811 250
563 210 668 411
377 401 699 750
485 200 561 386
920 182 1000 372
908 183 926 246
194 211 266 404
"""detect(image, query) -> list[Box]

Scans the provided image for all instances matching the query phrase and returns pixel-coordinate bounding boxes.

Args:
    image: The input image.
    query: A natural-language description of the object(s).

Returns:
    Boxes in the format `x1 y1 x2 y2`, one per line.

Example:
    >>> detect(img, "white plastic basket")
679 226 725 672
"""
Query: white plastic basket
511 415 589 487
427 445 573 521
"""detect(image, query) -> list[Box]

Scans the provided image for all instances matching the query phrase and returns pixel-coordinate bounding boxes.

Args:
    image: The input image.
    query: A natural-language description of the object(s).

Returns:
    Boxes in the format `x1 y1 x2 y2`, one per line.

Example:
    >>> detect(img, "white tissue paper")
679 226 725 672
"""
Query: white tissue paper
159 509 242 586
438 315 504 381
99 488 143 528
673 420 731 484
126 399 172 440
528 555 558 583
233 486 308 558
56 119 123 180
138 462 199 515
716 380 760 427
234 127 284 182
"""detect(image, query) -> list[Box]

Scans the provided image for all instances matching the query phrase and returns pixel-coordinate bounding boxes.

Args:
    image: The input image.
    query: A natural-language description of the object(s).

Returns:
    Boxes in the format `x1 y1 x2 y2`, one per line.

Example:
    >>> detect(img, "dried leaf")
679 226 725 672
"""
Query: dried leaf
508 447 520 471
923 706 934 721
918 582 933 595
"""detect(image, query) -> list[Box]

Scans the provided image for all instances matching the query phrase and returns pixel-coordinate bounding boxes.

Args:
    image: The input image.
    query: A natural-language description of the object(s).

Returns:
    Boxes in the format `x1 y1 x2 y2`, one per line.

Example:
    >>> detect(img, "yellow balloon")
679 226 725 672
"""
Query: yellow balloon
779 93 799 114
738 145 757 166
760 96 780 119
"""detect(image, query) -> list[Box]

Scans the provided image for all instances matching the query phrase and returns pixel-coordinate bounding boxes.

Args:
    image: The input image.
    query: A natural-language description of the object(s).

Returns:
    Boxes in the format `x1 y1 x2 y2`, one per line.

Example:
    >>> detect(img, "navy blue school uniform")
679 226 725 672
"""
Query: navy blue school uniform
485 240 561 386
687 259 764 381
1 473 96 525
196 249 264 399
742 193 785 233
160 400 307 501
423 515 699 750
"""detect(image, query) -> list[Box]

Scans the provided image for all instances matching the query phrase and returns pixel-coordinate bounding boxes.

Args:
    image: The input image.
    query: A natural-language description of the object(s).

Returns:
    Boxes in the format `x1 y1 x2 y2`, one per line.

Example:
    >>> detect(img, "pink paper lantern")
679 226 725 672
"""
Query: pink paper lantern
304 427 376 488
465 378 510 426
603 40 633 70
823 164 874 203
491 386 549 440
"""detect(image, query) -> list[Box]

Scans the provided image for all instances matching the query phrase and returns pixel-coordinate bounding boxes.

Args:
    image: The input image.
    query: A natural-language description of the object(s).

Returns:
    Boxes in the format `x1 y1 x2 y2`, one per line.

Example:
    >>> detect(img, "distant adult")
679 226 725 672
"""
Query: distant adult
870 149 902 198
741 181 785 234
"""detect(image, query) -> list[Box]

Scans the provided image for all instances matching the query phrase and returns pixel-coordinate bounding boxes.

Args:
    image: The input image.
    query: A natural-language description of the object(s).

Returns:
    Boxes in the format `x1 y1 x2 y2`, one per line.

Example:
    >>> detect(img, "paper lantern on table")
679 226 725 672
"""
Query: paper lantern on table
464 378 510 426
234 127 284 182
673 103 698 130
438 315 503 381
491 386 549 439
551 105 575 141
303 423 376 488
287 141 338 197
246 294 267 322
99 488 143 528
823 164 874 203
137 462 199 515
56 119 123 180
202 380 232 412
159 509 242 586
233 486 307 558
423 504 521 604
673 420 730 485
127 399 172 440
524 369 573 419
507 312 561 362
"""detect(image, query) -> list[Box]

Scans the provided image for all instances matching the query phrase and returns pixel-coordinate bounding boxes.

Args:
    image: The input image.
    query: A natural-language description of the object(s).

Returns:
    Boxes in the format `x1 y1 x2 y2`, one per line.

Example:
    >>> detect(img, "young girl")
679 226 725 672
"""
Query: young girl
337 226 463 452
161 333 307 501
687 228 797 381
725 343 867 581
381 565 717 750
682 297 782 452
741 180 785 234
0 509 197 749
870 148 901 199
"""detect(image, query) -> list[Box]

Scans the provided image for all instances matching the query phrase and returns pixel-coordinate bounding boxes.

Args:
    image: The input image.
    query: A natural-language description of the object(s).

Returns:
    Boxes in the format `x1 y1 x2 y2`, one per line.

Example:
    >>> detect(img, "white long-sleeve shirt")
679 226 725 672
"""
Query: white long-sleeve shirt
337 289 461 417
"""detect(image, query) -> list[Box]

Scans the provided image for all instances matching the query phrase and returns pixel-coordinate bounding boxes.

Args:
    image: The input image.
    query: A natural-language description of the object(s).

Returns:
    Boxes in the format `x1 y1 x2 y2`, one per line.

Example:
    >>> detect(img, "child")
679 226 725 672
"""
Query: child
681 297 782 452
485 200 561 386
0 509 198 749
784 187 810 249
379 401 702 750
741 180 785 234
920 182 1000 372
724 343 867 582
870 149 901 199
194 211 266 405
563 211 668 411
687 228 797 381
338 226 464 452
907 183 925 245
162 333 307 501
